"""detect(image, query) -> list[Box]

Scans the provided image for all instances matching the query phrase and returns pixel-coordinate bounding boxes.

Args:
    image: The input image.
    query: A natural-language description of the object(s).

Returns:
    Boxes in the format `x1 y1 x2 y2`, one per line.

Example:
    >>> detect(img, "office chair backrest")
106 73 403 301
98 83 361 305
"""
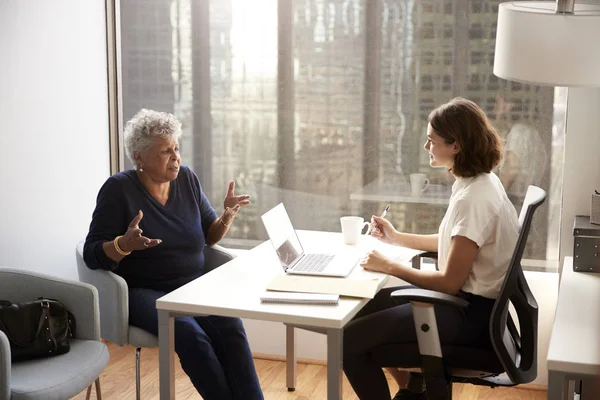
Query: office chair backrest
489 185 546 384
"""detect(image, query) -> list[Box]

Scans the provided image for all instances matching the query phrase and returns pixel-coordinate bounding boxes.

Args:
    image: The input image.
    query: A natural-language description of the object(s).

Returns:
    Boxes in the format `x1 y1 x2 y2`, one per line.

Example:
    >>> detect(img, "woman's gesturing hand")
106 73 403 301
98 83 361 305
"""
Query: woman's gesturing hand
369 215 396 244
222 181 251 225
119 210 162 252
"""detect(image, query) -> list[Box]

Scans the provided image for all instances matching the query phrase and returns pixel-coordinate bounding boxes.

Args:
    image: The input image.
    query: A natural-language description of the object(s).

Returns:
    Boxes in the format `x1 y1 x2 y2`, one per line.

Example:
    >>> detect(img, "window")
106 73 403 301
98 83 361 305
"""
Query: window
118 0 564 271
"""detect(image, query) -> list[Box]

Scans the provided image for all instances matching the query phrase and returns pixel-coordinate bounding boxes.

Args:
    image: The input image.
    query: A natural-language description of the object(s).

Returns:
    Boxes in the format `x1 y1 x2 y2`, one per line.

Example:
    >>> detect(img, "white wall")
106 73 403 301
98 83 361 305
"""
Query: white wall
560 88 600 264
0 1 110 280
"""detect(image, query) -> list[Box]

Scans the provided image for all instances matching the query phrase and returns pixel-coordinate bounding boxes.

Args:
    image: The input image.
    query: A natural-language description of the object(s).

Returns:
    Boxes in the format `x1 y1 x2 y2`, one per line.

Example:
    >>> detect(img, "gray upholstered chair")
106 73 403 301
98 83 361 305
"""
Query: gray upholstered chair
0 267 109 400
76 241 236 400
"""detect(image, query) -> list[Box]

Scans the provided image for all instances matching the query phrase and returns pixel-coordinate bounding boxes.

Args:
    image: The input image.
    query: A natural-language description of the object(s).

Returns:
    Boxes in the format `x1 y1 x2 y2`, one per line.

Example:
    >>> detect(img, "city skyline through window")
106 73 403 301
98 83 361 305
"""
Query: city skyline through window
119 0 564 271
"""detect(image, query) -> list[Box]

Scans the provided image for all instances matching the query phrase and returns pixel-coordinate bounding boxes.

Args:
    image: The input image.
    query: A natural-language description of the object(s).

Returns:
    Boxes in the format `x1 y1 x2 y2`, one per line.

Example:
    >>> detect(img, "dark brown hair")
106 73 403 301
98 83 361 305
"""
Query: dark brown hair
428 97 503 178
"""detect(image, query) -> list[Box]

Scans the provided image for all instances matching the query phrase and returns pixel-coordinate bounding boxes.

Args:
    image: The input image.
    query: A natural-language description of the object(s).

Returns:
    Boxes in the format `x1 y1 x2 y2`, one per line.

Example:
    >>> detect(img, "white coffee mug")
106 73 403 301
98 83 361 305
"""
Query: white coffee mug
410 173 429 197
340 216 370 245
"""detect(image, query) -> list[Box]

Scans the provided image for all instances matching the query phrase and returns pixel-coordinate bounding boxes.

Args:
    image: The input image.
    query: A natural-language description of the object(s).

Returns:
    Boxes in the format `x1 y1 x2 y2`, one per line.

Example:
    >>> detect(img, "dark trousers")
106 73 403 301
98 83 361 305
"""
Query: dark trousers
129 288 264 400
343 286 494 400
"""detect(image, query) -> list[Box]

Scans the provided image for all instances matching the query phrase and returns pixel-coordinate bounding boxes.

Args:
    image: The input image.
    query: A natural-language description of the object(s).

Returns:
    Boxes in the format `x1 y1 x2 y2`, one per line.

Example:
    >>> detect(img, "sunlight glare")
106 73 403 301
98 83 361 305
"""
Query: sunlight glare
230 0 278 78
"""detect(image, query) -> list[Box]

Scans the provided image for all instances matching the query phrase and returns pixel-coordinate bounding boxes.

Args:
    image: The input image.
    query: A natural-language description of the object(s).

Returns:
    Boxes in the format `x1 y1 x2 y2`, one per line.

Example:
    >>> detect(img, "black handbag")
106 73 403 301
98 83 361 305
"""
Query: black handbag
0 298 76 362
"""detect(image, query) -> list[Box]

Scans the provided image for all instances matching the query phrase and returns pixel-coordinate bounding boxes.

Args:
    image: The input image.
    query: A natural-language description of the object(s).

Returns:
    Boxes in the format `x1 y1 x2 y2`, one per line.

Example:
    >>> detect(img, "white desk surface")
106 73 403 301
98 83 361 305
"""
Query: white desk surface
156 231 417 330
350 180 451 205
547 256 600 375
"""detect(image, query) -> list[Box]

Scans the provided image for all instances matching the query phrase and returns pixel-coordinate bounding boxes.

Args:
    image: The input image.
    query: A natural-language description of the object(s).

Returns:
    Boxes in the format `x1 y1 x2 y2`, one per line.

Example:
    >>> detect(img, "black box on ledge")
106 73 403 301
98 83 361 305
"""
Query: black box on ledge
573 215 600 272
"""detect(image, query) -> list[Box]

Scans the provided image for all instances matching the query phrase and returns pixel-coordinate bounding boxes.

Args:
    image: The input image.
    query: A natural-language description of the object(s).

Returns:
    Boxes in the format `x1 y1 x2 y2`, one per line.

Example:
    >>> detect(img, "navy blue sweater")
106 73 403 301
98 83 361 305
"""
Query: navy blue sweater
83 166 217 292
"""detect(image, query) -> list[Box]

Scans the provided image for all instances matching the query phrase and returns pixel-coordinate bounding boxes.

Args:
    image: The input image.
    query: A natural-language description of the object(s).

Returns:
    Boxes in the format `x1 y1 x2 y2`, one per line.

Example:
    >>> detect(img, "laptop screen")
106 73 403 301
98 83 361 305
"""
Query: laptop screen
261 203 304 270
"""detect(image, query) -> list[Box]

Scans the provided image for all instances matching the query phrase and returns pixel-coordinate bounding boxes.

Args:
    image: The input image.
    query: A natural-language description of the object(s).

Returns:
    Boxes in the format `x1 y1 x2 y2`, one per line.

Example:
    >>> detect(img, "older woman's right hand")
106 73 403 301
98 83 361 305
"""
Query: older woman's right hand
119 210 162 252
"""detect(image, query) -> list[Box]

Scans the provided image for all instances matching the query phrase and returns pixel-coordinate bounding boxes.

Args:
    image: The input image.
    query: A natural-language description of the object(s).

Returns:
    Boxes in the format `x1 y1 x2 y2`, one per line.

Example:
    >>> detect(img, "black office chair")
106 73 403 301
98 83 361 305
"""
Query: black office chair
370 185 546 400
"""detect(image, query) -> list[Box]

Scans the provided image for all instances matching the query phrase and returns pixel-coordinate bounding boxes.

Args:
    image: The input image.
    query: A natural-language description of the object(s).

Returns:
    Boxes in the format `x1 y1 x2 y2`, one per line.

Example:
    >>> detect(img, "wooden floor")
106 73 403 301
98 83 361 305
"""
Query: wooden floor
72 342 547 399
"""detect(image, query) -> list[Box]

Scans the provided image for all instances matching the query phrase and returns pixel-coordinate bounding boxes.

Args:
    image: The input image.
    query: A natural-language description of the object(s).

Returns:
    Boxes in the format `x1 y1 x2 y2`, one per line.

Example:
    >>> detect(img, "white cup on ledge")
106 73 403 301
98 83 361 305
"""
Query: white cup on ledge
409 173 429 197
340 216 370 245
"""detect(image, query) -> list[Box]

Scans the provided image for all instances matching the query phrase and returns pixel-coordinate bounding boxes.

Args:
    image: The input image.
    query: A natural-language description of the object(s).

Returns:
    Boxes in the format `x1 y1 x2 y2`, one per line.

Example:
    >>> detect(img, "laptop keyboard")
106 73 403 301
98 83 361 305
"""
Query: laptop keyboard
293 253 334 273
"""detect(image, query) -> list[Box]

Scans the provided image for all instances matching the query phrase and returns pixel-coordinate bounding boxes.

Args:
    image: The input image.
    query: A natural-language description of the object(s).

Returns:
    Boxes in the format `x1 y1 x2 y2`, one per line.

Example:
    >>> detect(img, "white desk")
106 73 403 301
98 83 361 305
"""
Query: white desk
156 230 412 399
350 180 451 205
547 256 600 399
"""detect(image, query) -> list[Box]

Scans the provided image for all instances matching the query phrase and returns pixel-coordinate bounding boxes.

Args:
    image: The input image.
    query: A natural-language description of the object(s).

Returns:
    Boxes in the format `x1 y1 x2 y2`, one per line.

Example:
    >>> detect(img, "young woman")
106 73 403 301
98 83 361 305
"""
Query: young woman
343 98 519 400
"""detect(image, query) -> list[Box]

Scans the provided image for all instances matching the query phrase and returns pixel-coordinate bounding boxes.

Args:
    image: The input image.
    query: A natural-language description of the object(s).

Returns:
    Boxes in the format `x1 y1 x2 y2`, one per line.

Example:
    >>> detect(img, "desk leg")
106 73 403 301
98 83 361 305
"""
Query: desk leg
327 328 343 400
158 309 175 400
548 370 568 400
286 325 297 391
582 375 600 399
567 380 575 400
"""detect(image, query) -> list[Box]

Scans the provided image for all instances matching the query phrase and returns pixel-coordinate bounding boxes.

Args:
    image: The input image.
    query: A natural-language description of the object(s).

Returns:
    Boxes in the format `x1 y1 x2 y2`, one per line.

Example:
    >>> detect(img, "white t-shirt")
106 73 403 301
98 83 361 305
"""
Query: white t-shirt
438 172 519 299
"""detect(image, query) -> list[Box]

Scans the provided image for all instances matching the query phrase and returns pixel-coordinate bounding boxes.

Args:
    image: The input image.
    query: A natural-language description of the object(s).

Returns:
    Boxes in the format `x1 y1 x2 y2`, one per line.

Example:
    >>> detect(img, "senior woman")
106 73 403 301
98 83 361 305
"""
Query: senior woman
83 109 263 400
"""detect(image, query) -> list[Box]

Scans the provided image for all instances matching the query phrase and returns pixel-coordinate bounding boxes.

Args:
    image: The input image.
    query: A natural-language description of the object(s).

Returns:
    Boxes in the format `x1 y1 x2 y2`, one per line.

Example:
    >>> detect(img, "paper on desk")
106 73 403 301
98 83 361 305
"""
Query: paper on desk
265 237 425 299
266 274 381 299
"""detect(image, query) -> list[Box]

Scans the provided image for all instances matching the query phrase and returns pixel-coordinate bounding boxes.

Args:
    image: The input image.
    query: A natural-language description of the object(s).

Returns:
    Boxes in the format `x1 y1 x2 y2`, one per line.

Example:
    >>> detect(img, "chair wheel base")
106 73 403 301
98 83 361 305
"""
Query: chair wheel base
287 387 295 391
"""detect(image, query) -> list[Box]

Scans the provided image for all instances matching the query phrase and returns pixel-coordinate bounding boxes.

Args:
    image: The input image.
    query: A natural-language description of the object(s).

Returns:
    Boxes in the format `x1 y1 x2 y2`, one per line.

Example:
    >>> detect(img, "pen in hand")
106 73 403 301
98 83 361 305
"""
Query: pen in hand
367 204 390 235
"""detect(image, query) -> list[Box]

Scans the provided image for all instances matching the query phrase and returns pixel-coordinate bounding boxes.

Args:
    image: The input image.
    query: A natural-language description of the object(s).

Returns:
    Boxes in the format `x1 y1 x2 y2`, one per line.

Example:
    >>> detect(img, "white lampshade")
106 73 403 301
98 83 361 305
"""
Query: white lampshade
494 2 600 87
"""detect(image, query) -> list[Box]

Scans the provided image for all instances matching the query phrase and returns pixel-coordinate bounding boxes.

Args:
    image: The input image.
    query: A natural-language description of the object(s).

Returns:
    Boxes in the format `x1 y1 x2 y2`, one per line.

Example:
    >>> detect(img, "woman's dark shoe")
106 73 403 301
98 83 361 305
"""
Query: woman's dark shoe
392 389 428 400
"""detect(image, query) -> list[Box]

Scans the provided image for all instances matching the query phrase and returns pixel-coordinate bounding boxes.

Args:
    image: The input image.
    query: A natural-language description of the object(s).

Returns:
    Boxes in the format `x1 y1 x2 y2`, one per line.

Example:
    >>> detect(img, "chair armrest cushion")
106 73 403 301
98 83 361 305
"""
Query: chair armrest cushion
391 288 469 308
204 244 236 273
419 252 439 260
54 279 101 341
77 241 129 345
0 330 9 400
78 267 129 346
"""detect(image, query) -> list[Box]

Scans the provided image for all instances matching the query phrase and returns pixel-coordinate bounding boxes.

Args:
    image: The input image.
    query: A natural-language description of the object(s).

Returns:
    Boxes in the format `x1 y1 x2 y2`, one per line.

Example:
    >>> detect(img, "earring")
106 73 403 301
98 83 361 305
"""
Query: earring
139 165 144 172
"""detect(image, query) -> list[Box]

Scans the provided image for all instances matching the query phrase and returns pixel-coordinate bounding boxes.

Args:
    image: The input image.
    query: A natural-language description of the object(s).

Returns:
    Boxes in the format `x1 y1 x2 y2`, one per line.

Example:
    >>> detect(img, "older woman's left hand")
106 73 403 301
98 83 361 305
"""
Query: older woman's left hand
222 180 251 224
360 250 394 275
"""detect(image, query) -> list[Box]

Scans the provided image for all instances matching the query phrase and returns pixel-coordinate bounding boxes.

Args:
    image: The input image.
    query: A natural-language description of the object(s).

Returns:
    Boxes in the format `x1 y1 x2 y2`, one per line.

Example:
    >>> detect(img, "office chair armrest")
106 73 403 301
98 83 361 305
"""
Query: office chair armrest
411 252 439 269
420 251 439 260
390 288 468 358
204 244 236 273
391 287 465 399
0 330 10 400
391 288 469 308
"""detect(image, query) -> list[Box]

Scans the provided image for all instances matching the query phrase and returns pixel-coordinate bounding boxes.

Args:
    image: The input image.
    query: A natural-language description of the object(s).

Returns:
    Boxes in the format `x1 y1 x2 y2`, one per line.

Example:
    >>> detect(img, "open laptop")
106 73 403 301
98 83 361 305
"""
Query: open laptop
261 203 358 277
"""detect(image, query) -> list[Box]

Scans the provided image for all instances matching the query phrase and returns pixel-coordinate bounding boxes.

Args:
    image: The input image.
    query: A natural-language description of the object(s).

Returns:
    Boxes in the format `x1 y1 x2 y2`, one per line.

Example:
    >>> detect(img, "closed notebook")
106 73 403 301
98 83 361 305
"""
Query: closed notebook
260 291 339 305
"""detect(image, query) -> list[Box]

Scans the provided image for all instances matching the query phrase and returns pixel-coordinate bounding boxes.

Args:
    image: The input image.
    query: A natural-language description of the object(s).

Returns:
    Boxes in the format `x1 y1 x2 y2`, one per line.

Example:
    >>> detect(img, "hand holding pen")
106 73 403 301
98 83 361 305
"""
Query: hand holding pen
367 204 390 235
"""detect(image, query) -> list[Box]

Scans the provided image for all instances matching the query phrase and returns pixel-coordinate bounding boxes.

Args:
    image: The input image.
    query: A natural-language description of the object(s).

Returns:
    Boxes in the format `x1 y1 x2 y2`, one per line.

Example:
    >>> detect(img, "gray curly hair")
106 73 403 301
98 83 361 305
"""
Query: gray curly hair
124 109 183 167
